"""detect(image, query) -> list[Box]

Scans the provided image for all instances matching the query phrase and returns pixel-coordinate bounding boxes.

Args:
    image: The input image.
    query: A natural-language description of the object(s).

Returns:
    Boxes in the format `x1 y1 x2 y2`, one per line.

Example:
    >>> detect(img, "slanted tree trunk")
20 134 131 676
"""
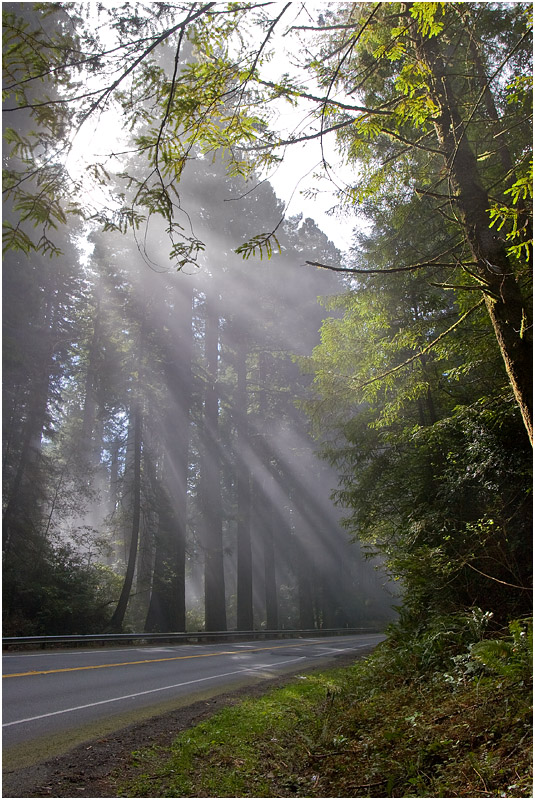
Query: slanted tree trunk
413 22 533 443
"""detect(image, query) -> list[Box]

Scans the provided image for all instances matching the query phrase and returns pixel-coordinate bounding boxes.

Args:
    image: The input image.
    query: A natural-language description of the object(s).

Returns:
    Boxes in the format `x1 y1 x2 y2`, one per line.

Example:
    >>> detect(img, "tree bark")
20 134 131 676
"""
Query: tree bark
81 299 101 467
145 445 187 632
108 402 142 631
263 474 279 631
254 351 279 630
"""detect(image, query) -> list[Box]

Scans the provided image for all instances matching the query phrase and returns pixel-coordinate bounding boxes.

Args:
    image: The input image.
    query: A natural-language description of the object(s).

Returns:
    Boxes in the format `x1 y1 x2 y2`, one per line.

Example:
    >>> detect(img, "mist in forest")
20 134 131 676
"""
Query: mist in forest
3 147 396 634
2 4 396 635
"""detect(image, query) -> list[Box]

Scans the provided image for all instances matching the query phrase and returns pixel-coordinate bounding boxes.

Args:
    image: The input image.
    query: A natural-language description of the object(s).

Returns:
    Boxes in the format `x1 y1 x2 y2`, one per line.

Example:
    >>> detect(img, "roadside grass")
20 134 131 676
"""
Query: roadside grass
118 631 532 798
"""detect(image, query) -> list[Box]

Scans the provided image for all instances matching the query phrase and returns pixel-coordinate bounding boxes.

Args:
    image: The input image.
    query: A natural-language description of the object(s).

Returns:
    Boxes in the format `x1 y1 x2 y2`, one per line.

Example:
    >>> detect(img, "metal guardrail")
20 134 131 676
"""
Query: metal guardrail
2 627 381 650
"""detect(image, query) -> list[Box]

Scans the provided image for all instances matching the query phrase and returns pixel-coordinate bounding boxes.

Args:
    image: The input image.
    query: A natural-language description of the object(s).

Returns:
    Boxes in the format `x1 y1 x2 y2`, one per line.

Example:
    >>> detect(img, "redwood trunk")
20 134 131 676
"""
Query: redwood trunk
201 290 227 631
235 343 254 631
108 403 142 631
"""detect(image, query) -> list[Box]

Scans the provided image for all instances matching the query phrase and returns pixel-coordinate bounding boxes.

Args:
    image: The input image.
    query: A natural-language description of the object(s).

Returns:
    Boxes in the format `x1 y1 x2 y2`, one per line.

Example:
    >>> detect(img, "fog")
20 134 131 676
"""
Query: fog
2 7 396 634
3 144 396 633
133 157 391 630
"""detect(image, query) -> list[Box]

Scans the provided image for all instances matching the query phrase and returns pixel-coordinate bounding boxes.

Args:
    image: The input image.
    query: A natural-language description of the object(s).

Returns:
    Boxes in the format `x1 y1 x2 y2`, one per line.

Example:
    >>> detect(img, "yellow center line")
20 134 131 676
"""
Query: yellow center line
2 640 321 678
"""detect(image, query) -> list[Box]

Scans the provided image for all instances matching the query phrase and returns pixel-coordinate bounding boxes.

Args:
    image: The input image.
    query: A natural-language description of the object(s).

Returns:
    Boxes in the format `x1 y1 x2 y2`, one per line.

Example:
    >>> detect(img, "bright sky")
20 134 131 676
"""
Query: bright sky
261 106 357 253
249 1 359 253
65 2 358 256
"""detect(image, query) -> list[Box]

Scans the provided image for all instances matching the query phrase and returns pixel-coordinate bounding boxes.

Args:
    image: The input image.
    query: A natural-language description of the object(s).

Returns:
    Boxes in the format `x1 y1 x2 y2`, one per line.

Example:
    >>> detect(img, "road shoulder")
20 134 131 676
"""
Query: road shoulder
2 648 370 798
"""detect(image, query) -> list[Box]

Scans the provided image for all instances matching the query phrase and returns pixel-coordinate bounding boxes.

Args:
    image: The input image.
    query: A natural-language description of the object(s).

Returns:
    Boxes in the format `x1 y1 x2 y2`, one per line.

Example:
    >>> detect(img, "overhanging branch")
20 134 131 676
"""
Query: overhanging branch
304 260 458 274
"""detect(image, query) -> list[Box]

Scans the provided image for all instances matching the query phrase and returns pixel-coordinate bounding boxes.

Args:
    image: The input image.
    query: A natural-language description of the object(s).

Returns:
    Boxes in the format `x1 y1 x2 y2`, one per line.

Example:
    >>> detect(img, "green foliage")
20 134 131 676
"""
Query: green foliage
382 607 495 679
306 246 532 621
3 543 121 635
235 231 281 260
471 618 532 682
409 3 445 38
302 3 532 629
2 0 532 642
489 160 533 263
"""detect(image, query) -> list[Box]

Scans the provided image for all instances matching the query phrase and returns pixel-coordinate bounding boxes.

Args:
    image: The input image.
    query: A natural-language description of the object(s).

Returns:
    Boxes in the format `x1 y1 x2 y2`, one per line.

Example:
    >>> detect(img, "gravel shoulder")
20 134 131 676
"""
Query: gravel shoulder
2 649 367 798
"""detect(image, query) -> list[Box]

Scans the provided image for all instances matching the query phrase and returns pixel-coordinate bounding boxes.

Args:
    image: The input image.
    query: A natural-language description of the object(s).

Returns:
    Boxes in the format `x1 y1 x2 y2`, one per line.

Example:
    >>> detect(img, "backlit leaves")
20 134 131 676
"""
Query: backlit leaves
409 3 445 38
235 231 281 261
489 162 533 263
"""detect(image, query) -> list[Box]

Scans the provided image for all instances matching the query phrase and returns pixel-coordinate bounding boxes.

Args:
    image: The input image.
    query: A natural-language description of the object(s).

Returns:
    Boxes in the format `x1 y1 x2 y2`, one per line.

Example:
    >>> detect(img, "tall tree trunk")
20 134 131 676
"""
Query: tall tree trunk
254 351 279 630
108 402 142 631
201 290 227 631
81 299 101 467
235 342 254 631
145 280 193 632
413 21 533 443
460 7 516 179
3 295 55 555
291 523 315 630
145 446 187 632
263 475 279 631
135 438 154 626
109 439 120 515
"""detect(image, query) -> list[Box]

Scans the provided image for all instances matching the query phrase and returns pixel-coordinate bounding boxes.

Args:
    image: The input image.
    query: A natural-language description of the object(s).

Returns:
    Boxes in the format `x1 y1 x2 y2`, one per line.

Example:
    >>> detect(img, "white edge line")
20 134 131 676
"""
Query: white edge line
3 656 306 728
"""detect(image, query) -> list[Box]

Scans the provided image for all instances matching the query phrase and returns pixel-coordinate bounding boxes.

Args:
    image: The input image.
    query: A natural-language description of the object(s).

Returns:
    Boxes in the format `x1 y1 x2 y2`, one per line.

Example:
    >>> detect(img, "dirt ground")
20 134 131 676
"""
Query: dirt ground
2 650 364 798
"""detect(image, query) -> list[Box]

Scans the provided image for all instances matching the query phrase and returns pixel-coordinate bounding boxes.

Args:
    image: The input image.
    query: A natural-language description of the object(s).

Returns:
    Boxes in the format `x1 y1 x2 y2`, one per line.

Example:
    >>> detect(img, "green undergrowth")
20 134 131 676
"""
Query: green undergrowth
117 616 532 798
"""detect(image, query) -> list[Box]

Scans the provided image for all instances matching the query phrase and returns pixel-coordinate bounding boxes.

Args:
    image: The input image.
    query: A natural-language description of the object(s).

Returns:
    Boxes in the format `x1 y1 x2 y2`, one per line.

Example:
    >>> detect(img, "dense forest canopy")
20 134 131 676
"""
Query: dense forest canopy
3 2 532 637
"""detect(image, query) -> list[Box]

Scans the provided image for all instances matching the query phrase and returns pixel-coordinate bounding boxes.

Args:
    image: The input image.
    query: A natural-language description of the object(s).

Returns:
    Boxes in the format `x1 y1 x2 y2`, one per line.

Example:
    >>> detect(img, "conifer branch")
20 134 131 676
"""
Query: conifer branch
355 299 485 390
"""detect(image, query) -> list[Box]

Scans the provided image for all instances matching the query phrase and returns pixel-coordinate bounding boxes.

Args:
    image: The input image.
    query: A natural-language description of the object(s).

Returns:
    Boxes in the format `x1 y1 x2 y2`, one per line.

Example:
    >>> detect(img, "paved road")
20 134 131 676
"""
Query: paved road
3 634 384 753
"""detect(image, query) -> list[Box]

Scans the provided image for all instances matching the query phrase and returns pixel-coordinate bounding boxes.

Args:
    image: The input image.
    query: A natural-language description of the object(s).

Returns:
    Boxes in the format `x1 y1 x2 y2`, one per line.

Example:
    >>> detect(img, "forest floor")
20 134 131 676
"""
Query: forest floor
3 644 532 798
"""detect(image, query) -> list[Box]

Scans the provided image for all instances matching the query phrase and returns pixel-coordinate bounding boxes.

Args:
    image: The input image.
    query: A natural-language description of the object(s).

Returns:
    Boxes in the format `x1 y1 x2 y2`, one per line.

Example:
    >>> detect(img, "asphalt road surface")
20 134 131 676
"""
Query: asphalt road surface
3 634 384 754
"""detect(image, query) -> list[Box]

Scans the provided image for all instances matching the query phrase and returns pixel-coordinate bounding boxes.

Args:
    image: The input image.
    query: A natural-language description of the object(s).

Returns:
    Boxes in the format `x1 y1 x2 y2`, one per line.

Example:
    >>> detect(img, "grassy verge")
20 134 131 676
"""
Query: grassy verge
117 624 532 798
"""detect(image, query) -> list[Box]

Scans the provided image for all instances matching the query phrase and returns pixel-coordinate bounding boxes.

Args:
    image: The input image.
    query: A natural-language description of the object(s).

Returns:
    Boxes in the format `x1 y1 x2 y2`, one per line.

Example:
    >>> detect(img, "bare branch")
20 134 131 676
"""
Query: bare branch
304 260 458 275
429 281 499 299
238 2 291 100
255 78 396 116
2 34 162 92
318 4 382 178
463 562 532 592
78 3 217 127
246 118 358 151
